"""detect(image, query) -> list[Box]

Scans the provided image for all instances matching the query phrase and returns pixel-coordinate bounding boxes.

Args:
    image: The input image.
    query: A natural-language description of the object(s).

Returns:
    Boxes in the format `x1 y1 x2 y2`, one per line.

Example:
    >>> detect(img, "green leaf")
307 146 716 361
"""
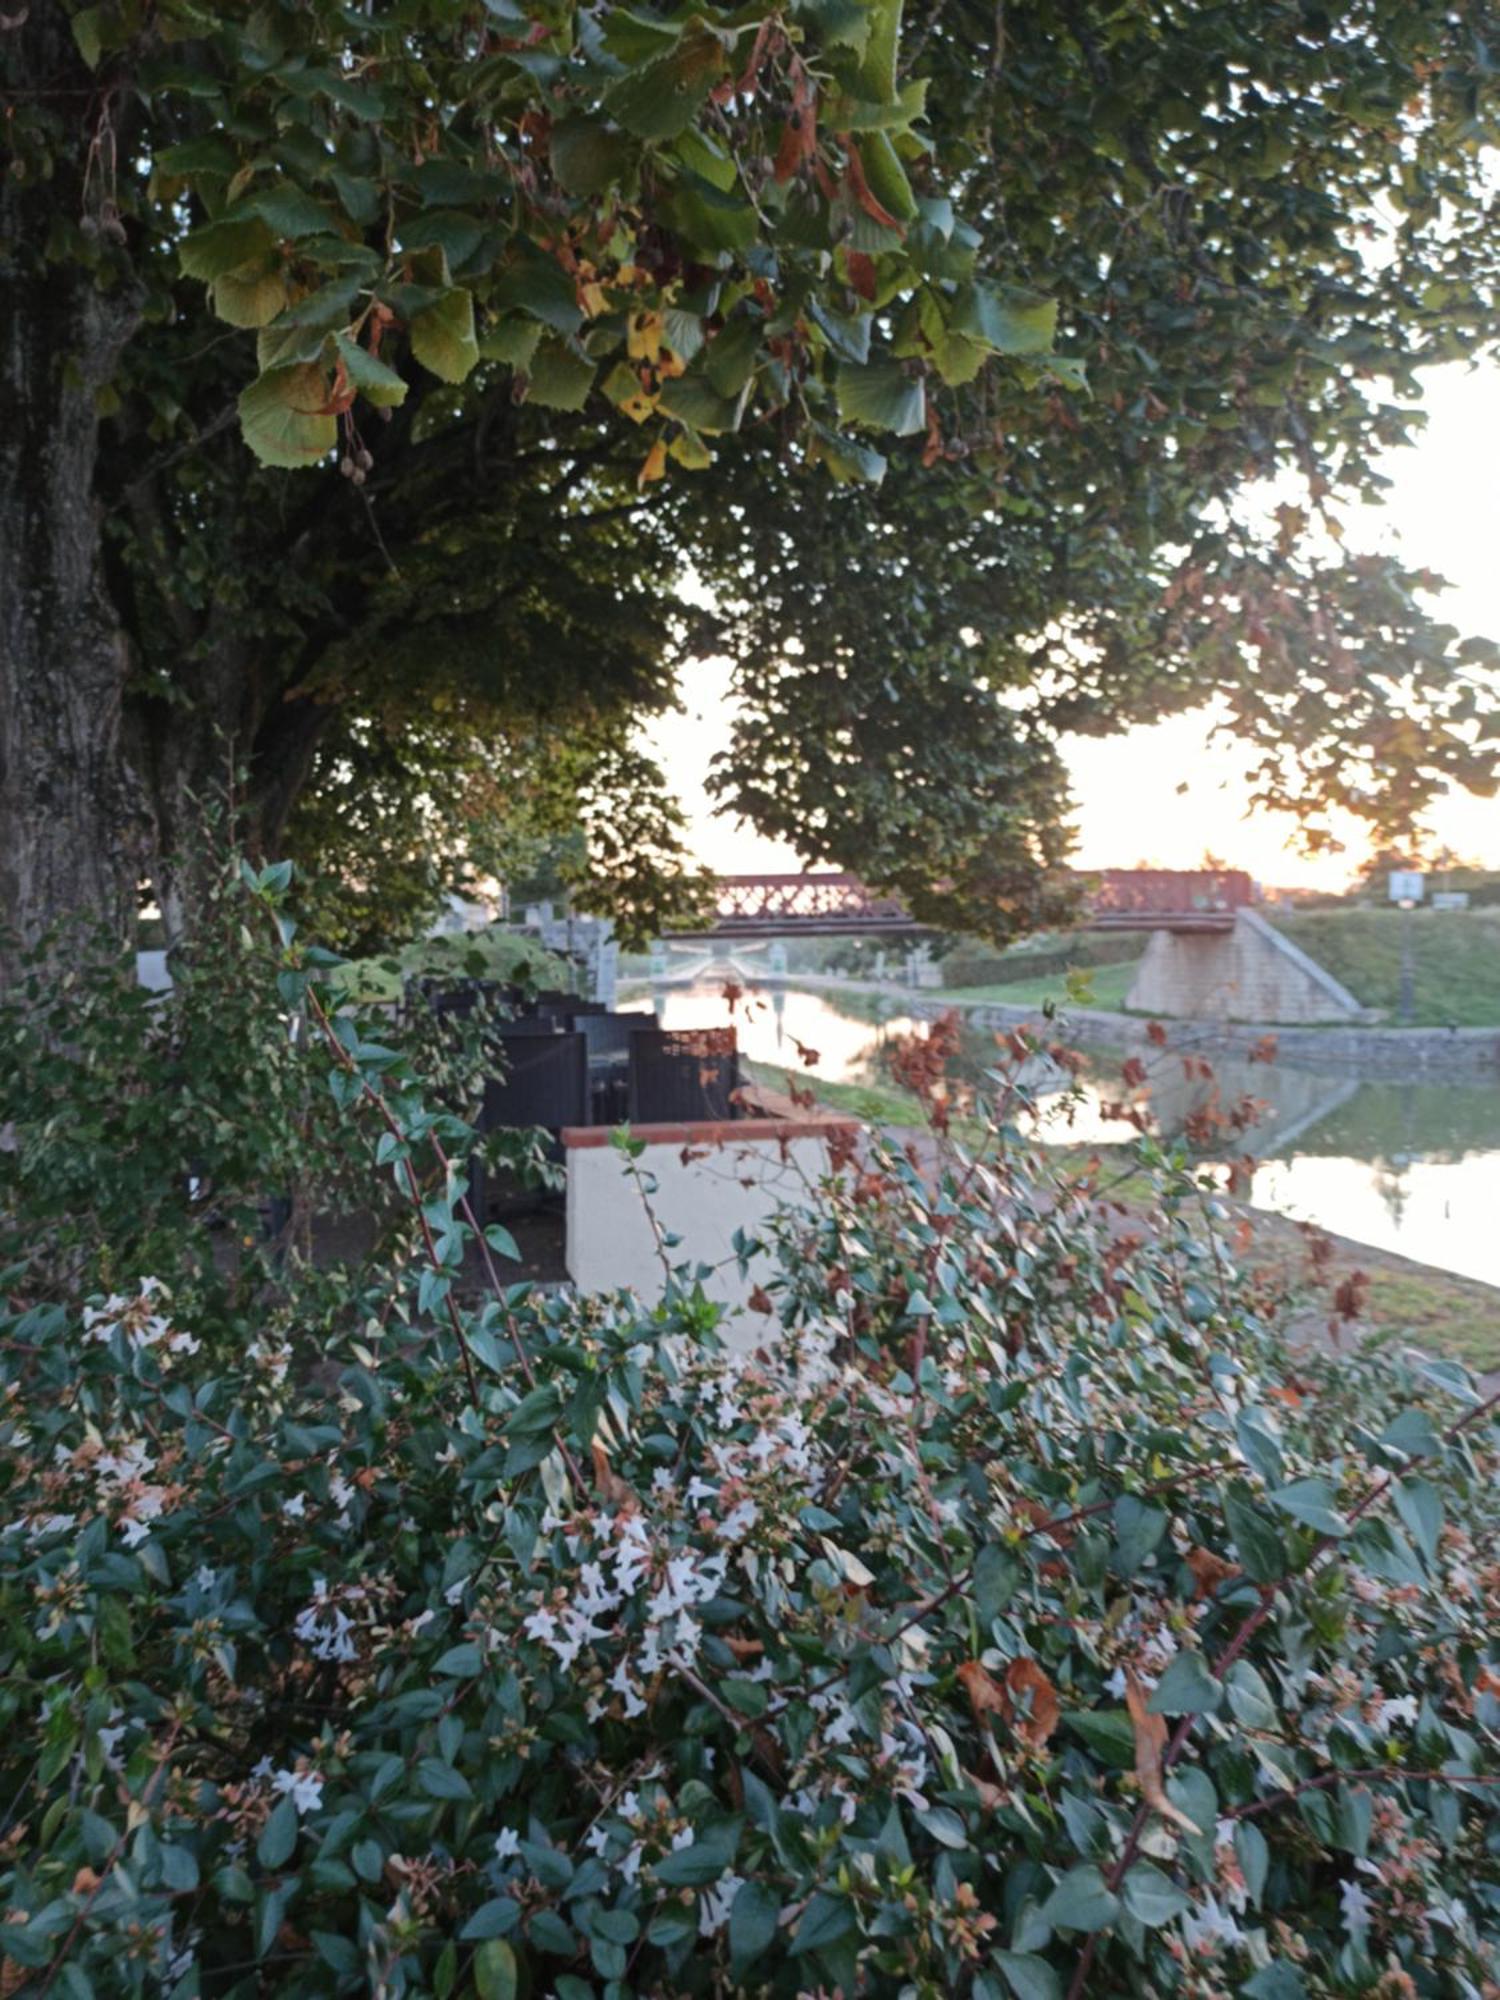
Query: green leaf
1235 1820 1269 1905
334 333 408 408
258 319 333 371
654 1821 740 1886
1243 1964 1307 2000
1121 1862 1191 1926
1061 1708 1136 1770
1235 1408 1287 1488
1225 1660 1278 1731
1040 1864 1119 1934
462 1898 521 1941
1224 1489 1286 1583
257 1795 299 1871
728 1880 780 1968
480 319 544 369
417 1757 473 1800
493 246 583 334
953 282 1057 355
245 182 342 239
237 364 337 470
810 426 887 484
180 217 276 282
1393 1475 1442 1564
835 359 924 435
213 257 291 330
704 316 763 398
996 1951 1063 2000
551 116 632 195
721 1676 768 1717
658 373 742 435
974 1542 1019 1623
473 1940 518 2000
605 27 729 142
434 1640 481 1676
410 288 479 384
1147 1651 1222 1717
1269 1478 1348 1538
791 1889 854 1954
72 6 106 68
524 339 596 411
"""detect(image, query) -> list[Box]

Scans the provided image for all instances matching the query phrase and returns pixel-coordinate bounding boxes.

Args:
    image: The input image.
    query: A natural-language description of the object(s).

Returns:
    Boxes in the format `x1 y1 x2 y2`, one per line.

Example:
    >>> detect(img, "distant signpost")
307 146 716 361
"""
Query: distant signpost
1388 871 1424 1025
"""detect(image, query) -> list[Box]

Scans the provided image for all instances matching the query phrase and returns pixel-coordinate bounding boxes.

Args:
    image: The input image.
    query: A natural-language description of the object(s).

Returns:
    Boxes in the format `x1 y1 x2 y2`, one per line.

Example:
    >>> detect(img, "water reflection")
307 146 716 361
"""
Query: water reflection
637 979 1500 1288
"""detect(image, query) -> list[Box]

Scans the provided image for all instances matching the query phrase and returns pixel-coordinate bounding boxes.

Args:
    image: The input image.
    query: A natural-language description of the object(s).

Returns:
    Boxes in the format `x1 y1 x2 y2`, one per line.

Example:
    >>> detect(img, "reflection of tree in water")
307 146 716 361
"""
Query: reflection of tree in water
1370 1084 1420 1228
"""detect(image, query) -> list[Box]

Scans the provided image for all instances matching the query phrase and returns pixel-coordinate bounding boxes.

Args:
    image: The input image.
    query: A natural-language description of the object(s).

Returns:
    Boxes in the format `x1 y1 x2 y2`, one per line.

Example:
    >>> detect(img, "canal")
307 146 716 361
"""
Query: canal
629 979 1500 1290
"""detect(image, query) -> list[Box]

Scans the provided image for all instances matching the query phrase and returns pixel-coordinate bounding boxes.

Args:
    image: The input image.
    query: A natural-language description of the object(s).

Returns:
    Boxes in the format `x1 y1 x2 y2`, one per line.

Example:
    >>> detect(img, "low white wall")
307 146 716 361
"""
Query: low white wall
563 1117 857 1343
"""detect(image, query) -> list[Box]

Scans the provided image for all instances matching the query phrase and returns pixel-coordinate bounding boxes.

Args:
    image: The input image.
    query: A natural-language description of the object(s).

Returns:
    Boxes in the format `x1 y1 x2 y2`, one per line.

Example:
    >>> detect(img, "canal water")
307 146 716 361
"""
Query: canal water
630 979 1500 1290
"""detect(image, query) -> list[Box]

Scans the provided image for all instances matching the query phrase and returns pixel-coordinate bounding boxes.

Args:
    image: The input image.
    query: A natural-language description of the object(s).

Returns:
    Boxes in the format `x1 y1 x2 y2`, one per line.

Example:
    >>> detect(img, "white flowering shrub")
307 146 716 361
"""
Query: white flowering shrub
2 867 1498 1998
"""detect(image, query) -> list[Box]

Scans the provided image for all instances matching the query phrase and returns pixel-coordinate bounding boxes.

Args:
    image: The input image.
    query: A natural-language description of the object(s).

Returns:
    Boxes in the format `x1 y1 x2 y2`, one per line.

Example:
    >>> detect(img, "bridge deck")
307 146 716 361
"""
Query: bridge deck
664 870 1251 940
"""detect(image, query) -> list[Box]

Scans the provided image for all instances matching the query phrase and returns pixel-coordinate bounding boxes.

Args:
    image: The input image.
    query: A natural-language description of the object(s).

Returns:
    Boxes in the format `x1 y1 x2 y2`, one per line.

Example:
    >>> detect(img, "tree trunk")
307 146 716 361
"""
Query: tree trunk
0 15 149 980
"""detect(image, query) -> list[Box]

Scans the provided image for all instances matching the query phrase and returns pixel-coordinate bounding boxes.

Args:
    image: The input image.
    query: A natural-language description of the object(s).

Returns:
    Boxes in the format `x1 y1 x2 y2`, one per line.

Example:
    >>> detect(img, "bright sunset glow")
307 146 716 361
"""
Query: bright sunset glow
651 361 1500 889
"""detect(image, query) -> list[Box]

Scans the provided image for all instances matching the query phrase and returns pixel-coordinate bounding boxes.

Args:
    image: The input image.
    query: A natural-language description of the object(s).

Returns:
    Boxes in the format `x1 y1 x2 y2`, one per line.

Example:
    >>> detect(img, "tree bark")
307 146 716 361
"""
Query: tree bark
0 15 149 980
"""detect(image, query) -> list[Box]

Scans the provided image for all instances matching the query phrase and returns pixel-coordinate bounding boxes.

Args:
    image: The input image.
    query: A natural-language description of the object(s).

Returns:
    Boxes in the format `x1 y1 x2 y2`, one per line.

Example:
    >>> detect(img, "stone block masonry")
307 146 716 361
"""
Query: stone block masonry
1126 909 1364 1024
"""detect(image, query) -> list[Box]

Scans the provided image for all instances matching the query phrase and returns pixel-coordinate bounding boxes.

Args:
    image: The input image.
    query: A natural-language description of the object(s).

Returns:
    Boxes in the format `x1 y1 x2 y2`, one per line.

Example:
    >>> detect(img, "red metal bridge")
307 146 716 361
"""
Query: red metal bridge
666 870 1253 939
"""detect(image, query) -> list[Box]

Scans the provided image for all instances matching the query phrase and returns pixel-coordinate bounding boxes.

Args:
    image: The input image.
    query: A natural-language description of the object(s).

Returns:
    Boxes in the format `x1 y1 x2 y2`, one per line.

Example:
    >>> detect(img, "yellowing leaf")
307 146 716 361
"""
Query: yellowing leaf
627 310 665 363
211 257 290 330
410 287 479 384
237 364 337 470
638 436 668 486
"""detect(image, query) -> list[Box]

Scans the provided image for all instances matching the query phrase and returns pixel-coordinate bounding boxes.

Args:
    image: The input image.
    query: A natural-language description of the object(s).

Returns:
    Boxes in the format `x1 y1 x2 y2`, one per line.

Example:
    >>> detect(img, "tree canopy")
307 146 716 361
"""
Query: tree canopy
4 0 1500 953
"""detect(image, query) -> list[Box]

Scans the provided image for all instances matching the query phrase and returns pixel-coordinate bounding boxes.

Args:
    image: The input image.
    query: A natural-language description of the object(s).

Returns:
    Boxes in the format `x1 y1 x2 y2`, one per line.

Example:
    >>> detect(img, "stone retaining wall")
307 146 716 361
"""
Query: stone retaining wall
924 998 1500 1077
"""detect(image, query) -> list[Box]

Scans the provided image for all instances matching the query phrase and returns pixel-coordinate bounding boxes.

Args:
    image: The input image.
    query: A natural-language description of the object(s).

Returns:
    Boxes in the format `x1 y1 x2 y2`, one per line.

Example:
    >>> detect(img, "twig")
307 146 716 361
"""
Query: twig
1063 1379 1500 2000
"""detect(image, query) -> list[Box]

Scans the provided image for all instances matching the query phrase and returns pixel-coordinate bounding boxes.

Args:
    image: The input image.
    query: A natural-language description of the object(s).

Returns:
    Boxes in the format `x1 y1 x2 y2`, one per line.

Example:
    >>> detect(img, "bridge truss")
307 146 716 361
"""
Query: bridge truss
663 869 1253 940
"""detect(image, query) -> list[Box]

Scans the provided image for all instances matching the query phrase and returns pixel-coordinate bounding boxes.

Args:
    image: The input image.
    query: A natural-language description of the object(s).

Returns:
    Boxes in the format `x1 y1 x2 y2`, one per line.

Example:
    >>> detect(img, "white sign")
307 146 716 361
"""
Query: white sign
1431 890 1470 911
1387 870 1425 904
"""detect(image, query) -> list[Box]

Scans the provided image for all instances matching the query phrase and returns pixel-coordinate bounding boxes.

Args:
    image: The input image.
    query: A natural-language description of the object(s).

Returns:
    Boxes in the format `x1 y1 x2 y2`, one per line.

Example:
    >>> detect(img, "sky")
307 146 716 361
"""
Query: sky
642 360 1500 890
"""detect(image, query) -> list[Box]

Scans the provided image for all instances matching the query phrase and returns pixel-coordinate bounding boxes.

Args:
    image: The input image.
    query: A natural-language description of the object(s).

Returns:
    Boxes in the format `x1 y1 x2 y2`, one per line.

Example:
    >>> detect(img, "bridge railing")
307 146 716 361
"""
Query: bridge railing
712 873 908 926
1090 869 1252 916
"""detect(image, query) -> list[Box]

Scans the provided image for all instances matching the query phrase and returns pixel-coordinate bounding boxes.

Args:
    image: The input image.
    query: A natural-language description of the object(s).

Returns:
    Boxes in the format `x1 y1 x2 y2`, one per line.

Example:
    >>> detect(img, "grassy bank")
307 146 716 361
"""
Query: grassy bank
1269 907 1500 1026
941 959 1141 1012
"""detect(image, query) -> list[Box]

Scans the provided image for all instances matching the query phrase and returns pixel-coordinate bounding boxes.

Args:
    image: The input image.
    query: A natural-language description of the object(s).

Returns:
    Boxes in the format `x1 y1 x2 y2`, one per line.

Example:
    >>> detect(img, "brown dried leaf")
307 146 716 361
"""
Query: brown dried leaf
1125 1666 1201 1833
1185 1547 1240 1600
590 1439 639 1512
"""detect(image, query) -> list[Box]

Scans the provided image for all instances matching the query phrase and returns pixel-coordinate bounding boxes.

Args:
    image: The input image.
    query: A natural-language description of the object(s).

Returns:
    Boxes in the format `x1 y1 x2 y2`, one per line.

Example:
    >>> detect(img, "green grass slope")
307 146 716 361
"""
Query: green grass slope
1269 908 1500 1027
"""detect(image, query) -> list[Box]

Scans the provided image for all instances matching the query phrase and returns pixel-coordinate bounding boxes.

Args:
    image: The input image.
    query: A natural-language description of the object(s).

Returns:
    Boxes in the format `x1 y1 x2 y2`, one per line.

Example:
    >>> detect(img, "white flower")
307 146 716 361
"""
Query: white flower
699 1872 744 1936
273 1767 324 1815
1377 1693 1418 1732
29 1513 77 1541
670 1827 696 1852
329 1472 355 1511
168 1330 201 1355
97 1725 127 1762
1181 1891 1246 1952
282 1493 307 1519
194 1566 216 1591
1339 1877 1374 1937
251 1756 275 1783
119 1517 152 1548
715 1499 758 1543
494 1827 521 1860
293 1581 360 1663
524 1608 559 1644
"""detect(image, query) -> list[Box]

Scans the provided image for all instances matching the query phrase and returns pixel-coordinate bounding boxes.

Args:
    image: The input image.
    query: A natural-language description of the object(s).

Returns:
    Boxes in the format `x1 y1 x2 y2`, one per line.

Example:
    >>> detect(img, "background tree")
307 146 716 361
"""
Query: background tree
4 0 1500 963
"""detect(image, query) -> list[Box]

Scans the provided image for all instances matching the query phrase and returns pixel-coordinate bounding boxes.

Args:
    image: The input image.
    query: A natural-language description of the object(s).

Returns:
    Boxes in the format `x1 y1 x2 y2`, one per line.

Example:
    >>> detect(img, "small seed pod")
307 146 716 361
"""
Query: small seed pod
339 456 355 478
356 448 373 471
